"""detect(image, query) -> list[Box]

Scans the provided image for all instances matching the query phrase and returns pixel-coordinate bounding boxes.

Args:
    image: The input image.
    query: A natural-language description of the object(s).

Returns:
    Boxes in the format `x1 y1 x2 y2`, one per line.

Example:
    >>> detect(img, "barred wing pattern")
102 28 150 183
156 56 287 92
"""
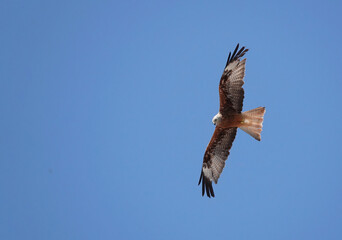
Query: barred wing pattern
198 127 237 198
219 44 248 114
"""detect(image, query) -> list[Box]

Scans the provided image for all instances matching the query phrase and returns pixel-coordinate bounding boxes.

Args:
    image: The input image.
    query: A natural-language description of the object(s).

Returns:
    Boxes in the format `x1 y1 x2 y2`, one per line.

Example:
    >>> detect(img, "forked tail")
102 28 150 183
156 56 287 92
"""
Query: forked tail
239 107 266 141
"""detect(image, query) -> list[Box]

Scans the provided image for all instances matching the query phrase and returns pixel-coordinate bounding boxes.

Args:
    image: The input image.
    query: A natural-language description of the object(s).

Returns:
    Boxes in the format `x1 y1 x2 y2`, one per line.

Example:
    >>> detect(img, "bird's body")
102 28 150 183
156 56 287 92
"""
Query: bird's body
198 44 266 198
213 112 243 128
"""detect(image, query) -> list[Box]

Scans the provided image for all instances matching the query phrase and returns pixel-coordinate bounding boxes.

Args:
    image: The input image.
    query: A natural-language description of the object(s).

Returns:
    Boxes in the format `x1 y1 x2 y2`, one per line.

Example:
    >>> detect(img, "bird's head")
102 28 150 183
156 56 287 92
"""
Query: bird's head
212 113 222 126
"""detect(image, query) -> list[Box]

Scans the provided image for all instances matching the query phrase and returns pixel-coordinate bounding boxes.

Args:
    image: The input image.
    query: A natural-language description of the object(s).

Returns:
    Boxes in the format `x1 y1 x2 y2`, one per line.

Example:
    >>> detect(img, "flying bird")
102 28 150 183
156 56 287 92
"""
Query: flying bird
198 44 266 198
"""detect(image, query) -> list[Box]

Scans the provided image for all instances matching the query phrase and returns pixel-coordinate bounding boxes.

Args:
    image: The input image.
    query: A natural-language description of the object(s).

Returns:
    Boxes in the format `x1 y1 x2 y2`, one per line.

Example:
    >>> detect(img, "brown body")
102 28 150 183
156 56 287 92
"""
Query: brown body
219 113 244 128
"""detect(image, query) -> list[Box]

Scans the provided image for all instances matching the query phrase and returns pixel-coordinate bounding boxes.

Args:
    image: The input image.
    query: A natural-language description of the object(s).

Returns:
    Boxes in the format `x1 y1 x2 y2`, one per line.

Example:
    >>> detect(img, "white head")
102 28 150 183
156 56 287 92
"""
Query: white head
212 112 222 125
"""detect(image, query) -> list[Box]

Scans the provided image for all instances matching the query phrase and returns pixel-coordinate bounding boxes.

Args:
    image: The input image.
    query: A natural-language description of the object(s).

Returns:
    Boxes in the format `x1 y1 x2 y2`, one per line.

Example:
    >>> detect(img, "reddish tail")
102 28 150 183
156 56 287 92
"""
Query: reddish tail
239 107 266 141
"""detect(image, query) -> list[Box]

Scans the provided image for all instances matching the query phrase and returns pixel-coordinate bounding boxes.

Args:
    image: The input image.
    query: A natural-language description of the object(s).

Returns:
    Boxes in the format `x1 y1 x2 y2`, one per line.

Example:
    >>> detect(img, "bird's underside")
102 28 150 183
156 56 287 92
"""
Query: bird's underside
218 108 265 139
198 44 266 198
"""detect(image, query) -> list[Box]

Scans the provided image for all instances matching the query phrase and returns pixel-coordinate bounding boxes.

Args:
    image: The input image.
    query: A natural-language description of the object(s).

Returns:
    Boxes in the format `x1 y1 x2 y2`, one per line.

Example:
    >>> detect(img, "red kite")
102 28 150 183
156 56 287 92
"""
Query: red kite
198 44 266 198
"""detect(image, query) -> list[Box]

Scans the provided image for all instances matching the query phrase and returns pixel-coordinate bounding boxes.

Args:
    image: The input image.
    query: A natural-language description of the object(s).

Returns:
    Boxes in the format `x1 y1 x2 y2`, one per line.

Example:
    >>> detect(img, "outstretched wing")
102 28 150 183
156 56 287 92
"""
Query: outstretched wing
219 44 248 114
198 127 237 197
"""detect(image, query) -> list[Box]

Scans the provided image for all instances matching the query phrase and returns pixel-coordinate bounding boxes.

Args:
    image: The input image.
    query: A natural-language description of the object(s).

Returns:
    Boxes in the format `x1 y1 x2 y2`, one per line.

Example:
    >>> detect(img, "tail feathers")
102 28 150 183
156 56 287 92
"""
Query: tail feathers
240 107 266 141
240 126 262 141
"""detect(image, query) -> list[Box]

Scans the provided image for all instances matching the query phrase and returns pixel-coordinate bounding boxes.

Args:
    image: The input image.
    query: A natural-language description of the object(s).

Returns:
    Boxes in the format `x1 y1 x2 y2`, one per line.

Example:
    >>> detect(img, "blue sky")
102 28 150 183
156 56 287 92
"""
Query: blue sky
1 0 342 239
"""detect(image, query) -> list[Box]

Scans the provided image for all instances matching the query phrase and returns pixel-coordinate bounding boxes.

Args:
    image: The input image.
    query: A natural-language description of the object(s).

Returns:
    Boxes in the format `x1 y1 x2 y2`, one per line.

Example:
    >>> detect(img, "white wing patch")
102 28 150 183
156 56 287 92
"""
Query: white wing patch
203 154 225 183
225 60 239 71
202 166 214 181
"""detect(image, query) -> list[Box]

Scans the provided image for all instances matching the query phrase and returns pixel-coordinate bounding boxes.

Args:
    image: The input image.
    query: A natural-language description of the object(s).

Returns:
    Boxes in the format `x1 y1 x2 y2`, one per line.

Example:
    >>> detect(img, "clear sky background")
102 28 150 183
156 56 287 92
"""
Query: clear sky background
1 1 342 239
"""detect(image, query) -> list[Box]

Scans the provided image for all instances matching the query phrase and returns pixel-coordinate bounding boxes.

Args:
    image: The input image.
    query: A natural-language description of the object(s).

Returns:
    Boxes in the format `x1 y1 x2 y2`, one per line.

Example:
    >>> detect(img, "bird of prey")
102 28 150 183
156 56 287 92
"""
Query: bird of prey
198 44 266 198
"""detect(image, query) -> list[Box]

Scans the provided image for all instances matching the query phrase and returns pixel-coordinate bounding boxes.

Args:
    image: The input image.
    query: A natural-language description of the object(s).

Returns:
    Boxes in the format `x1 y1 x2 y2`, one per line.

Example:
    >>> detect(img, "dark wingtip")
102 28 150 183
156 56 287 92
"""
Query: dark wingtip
226 52 231 66
225 43 249 67
198 171 203 185
206 181 210 198
232 43 239 59
199 172 215 198
202 174 205 196
209 182 215 197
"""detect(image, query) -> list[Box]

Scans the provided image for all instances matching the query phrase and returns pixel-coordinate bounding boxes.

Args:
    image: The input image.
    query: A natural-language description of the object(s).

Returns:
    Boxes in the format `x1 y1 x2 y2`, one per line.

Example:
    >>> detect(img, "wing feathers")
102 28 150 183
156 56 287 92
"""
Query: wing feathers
198 172 215 198
208 180 214 197
236 46 246 58
225 43 248 68
230 44 239 63
220 51 247 113
202 174 205 195
199 127 237 197
226 52 231 67
206 182 210 197
211 155 225 181
198 171 203 185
